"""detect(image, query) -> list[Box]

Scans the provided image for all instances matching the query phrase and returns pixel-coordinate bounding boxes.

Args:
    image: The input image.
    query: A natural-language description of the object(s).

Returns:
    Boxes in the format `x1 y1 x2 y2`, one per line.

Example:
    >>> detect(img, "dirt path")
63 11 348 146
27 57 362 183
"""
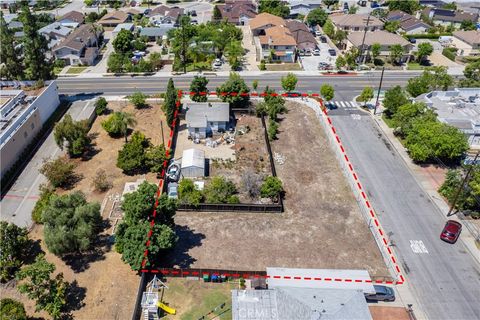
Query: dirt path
168 102 388 277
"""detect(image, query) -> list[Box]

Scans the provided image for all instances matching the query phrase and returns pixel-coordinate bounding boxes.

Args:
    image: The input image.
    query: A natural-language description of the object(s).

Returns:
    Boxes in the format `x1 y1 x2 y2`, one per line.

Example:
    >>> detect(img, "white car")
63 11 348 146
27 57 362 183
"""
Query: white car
313 49 320 56
315 30 322 37
168 183 178 199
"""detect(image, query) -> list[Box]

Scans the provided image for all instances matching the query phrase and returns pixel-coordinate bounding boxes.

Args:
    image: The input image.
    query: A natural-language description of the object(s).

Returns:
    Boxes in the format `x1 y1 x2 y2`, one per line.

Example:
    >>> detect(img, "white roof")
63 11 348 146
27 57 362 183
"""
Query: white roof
181 148 205 169
113 23 134 33
266 267 375 294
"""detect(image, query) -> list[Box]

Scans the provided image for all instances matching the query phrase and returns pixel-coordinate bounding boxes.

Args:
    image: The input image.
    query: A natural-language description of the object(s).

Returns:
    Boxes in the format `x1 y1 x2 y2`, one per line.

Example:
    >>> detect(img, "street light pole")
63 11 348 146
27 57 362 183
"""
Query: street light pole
374 66 385 115
447 151 480 216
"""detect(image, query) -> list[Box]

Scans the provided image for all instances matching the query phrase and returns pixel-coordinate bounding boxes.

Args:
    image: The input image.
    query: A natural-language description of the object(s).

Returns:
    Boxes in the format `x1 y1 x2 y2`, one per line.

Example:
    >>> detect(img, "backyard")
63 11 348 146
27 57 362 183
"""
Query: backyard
164 101 388 277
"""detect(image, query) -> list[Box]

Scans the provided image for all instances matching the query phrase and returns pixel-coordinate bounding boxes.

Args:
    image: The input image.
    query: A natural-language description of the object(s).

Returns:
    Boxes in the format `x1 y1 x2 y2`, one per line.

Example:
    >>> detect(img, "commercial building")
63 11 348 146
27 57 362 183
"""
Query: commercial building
1 81 60 178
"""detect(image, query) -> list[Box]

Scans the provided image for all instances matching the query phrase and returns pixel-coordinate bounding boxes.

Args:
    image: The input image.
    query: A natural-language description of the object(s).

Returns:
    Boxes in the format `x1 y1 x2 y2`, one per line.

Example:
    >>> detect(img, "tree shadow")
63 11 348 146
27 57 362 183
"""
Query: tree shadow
61 172 84 190
23 239 45 265
156 225 205 269
62 280 86 318
61 221 112 273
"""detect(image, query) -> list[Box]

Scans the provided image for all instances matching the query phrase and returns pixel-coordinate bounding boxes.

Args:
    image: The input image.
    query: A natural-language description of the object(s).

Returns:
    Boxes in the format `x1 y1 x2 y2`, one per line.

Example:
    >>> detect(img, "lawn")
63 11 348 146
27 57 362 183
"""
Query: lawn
160 278 235 320
407 62 427 70
53 67 63 75
264 63 302 71
66 66 88 74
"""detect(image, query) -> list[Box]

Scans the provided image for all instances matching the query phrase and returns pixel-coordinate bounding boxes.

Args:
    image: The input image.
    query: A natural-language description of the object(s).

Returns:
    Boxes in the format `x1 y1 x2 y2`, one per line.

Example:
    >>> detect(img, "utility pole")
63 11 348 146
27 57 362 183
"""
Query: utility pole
181 19 187 74
160 121 165 146
358 14 371 66
374 66 385 115
447 151 480 216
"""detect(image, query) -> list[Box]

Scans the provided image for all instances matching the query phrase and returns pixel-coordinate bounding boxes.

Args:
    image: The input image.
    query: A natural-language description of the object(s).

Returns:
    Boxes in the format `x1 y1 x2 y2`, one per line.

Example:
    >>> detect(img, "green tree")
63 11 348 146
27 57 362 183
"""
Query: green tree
281 73 298 92
258 0 290 18
323 19 335 38
391 102 437 136
216 72 250 108
32 184 55 223
164 78 178 126
0 222 30 283
384 20 400 33
39 157 76 189
406 74 430 97
84 0 94 6
121 181 158 224
323 0 339 8
406 67 454 97
0 13 24 80
306 8 328 27
439 166 480 214
252 80 259 91
389 44 404 65
371 43 381 61
190 76 209 102
405 120 469 162
267 119 279 141
358 87 374 105
383 86 409 117
116 131 149 174
145 144 167 173
53 114 90 157
262 86 287 120
260 176 283 201
149 52 163 71
42 192 101 256
320 84 335 102
464 60 480 81
178 178 203 206
16 255 67 319
113 29 134 54
101 111 137 142
19 4 52 80
348 5 359 14
129 91 148 109
225 40 244 70
416 42 433 63
460 20 476 31
204 176 239 203
95 97 108 115
0 298 27 320
107 52 125 73
388 0 420 14
335 55 346 69
92 169 112 192
213 5 222 21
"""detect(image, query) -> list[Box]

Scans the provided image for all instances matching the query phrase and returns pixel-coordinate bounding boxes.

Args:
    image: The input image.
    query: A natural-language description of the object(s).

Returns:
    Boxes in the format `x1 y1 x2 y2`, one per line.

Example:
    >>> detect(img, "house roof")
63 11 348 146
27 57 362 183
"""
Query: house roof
285 20 316 48
347 30 410 47
38 22 72 37
453 30 480 46
181 148 205 169
185 102 230 128
231 287 372 320
218 2 257 23
113 23 134 33
83 47 97 60
330 14 383 28
149 5 184 20
387 11 431 32
423 7 479 23
139 26 174 37
259 25 297 46
52 24 99 52
7 20 23 29
249 12 285 31
98 10 129 24
59 10 84 24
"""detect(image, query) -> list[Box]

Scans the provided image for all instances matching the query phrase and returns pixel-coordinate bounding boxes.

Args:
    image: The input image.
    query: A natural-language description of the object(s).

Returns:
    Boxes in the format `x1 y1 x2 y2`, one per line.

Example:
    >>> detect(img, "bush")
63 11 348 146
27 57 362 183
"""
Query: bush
101 112 136 138
406 33 452 40
260 176 283 201
117 131 149 174
442 47 457 61
128 91 148 108
0 299 27 320
92 169 112 192
32 184 55 223
54 59 65 68
53 114 90 157
204 176 238 204
39 156 76 188
95 97 108 115
178 179 203 206
259 60 266 71
0 222 30 283
267 119 279 141
241 170 262 199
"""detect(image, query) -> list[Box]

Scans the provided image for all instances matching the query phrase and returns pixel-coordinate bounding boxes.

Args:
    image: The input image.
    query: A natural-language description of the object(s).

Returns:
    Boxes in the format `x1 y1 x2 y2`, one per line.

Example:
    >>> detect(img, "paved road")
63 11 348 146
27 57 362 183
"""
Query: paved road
1 99 96 228
56 72 421 96
328 108 480 320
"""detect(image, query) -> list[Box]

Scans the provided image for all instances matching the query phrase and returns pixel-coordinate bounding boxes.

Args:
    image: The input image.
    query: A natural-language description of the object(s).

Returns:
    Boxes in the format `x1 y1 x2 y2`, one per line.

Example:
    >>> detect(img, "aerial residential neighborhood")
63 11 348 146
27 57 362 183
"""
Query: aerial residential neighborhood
0 1 479 320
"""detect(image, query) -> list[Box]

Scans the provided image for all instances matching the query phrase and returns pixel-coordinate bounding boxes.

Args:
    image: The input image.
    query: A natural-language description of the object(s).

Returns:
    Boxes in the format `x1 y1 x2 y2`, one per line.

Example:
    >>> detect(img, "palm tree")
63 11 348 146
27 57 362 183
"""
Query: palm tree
225 40 244 70
120 112 137 143
103 112 137 143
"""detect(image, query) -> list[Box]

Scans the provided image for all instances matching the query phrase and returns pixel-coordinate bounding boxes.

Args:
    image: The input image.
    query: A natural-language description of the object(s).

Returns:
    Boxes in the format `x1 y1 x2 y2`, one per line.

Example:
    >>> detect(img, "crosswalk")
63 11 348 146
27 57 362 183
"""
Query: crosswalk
325 100 359 109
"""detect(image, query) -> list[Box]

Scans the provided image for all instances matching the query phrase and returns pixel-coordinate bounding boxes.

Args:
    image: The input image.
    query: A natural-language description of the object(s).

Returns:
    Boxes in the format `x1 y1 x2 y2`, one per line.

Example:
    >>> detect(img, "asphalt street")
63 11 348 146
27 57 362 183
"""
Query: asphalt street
328 108 480 320
56 72 422 96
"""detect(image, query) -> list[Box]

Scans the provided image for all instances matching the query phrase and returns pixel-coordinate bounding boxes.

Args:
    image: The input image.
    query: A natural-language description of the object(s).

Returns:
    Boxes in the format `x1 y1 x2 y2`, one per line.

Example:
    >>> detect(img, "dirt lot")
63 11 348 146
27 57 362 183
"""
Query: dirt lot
165 102 388 277
0 101 169 319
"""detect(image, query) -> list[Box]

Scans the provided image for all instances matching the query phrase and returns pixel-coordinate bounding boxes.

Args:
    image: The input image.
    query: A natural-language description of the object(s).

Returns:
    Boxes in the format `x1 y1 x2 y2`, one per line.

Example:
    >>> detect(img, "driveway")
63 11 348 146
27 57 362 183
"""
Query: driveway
300 38 337 71
85 31 114 74
240 26 259 71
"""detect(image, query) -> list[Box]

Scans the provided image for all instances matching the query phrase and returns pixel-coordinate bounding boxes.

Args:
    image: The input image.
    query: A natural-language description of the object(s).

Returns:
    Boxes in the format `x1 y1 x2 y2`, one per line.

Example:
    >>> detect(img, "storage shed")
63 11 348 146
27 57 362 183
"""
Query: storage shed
181 148 205 178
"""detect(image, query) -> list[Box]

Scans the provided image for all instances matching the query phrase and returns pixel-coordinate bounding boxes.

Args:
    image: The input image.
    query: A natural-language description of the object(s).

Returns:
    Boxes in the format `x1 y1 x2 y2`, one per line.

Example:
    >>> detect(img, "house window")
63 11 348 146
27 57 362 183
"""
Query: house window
354 27 359 31
71 50 76 54
195 128 199 133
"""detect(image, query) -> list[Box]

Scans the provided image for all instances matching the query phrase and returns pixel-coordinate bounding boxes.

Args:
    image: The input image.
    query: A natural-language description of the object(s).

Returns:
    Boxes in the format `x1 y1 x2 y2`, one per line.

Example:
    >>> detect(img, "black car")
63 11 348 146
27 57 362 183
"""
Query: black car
365 285 395 302
191 10 197 16
320 36 327 43
344 2 349 10
328 49 337 56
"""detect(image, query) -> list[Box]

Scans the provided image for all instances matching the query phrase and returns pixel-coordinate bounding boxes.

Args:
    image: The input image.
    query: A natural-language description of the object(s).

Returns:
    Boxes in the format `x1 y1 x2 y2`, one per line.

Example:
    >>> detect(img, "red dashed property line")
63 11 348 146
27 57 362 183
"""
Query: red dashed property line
138 91 405 286
140 90 183 269
318 99 404 285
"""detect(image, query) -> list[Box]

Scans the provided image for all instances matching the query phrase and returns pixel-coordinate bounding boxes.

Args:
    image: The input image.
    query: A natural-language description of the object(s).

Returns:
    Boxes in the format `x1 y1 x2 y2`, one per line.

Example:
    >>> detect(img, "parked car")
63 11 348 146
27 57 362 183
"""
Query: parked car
191 10 197 16
191 19 198 25
313 49 320 56
440 220 462 244
328 49 337 56
365 285 395 302
315 30 322 37
168 183 178 199
408 37 417 44
371 1 380 8
320 36 327 43
343 2 349 10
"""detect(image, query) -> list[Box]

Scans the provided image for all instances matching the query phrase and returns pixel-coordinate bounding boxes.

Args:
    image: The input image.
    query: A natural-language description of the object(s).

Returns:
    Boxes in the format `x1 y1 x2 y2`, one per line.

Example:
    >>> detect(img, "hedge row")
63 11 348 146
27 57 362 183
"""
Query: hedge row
406 33 453 40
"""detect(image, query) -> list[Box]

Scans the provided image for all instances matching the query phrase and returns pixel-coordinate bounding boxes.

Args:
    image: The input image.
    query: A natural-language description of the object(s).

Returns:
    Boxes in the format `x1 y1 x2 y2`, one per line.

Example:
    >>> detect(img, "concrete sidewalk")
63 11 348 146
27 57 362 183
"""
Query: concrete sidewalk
371 110 480 266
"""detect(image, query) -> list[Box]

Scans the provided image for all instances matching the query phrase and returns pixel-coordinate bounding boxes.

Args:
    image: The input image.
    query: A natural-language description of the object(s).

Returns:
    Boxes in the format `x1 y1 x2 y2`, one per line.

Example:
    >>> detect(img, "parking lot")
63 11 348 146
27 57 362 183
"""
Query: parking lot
300 38 338 71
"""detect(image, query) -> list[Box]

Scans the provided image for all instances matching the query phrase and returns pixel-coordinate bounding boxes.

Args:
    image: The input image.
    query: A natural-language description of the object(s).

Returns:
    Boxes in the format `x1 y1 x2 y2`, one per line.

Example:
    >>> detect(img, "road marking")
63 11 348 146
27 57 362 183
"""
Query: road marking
339 101 347 108
410 240 429 253
351 114 361 120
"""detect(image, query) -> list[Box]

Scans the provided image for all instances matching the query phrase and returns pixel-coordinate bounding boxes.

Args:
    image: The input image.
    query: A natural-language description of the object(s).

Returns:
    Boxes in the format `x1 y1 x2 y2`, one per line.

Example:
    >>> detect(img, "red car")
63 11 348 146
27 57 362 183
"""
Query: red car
440 220 462 244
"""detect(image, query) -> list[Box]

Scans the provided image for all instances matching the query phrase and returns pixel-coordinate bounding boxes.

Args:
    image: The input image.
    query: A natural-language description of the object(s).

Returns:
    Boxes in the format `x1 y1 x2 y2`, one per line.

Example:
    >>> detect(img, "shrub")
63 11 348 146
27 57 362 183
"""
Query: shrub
32 184 55 223
39 156 76 188
178 179 203 206
204 176 238 204
260 176 283 201
95 97 108 115
267 119 279 141
92 169 112 192
0 222 30 283
241 170 262 199
101 112 136 139
259 60 266 70
442 47 457 61
128 91 148 108
0 299 27 320
53 114 90 157
116 131 149 174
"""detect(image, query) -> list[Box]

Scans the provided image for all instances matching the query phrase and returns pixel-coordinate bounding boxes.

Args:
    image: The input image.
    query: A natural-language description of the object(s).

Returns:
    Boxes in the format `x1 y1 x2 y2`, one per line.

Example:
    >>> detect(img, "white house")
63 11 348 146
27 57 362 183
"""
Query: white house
181 148 205 178
185 102 230 138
